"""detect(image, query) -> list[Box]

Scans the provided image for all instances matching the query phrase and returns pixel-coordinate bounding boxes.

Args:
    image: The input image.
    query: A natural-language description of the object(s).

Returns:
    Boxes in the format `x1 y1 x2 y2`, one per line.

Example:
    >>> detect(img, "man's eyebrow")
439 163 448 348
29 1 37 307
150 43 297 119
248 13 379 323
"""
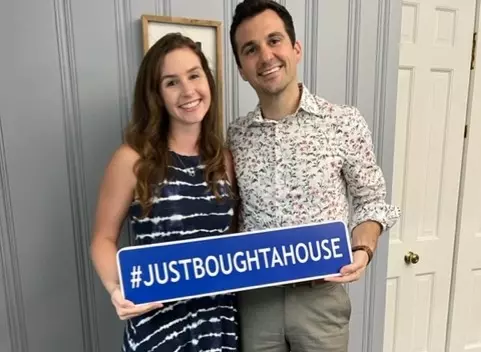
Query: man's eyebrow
239 32 285 53
268 31 284 38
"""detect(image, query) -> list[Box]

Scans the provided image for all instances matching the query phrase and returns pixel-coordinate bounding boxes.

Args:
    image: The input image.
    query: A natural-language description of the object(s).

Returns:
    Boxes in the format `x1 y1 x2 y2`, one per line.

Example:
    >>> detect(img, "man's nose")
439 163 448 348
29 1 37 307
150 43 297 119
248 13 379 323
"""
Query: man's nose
259 45 274 63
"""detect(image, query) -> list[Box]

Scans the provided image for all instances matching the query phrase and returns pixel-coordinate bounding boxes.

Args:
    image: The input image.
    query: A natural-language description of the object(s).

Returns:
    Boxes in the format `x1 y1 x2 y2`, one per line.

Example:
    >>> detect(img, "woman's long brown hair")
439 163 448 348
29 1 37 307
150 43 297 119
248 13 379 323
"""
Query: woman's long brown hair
124 33 229 216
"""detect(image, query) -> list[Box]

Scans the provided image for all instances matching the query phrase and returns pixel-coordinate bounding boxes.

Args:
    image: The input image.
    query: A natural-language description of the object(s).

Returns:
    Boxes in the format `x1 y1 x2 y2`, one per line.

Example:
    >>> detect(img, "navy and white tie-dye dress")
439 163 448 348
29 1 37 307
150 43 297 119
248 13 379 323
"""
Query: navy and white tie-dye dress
121 151 239 352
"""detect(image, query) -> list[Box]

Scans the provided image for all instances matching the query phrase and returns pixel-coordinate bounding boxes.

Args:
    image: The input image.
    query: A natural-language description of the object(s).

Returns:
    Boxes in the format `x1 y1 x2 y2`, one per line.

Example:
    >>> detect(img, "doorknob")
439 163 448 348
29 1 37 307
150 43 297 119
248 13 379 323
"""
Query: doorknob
404 251 420 264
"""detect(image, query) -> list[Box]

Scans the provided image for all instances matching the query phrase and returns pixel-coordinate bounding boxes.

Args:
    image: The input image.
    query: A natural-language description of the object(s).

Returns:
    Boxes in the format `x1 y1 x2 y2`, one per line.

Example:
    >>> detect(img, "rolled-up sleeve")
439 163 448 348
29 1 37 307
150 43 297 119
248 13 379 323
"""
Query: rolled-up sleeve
341 107 401 232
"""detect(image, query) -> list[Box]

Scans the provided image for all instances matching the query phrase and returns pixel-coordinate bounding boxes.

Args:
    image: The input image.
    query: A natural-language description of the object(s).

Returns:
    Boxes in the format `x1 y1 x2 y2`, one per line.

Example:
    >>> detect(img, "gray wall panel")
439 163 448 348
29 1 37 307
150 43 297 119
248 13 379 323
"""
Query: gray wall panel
0 285 11 352
0 4 25 347
171 0 223 20
0 118 17 352
316 0 350 102
2 0 84 350
285 0 306 84
346 1 375 351
69 0 133 349
370 0 402 351
357 0 379 124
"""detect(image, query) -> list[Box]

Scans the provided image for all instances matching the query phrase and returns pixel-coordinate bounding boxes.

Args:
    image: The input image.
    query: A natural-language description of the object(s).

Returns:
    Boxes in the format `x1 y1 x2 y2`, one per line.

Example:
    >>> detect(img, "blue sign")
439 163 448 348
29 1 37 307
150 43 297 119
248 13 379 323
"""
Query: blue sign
117 220 353 305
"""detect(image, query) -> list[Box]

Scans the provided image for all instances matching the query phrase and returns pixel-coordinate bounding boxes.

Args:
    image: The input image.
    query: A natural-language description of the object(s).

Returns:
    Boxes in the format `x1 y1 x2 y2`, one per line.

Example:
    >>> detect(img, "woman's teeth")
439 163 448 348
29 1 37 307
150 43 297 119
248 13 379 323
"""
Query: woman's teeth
180 100 200 109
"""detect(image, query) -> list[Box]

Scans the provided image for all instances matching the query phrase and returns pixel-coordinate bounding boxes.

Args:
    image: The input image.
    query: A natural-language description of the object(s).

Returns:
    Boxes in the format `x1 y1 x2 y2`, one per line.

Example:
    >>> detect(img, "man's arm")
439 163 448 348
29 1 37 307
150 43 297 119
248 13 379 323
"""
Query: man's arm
352 221 382 252
343 107 400 233
326 107 400 283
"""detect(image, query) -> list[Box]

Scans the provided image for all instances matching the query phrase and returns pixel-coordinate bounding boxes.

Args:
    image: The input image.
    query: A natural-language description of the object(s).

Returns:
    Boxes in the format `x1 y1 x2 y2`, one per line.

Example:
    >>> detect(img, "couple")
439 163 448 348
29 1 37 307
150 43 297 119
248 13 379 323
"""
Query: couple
90 1 400 351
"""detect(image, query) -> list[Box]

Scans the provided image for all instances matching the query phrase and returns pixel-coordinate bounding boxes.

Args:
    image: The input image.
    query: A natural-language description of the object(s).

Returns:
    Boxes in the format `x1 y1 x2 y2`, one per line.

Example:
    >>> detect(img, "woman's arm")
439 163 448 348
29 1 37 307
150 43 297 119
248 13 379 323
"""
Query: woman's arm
90 144 162 319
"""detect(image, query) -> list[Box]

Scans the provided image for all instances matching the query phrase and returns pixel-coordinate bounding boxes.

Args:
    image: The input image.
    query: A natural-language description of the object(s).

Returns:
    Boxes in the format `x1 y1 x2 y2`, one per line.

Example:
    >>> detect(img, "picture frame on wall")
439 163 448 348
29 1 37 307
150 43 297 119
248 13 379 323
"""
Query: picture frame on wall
141 14 224 132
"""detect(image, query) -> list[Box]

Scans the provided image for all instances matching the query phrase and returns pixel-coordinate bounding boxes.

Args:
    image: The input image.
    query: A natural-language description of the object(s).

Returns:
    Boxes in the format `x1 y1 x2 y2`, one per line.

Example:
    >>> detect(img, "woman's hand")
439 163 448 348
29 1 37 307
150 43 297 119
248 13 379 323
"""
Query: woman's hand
110 286 164 320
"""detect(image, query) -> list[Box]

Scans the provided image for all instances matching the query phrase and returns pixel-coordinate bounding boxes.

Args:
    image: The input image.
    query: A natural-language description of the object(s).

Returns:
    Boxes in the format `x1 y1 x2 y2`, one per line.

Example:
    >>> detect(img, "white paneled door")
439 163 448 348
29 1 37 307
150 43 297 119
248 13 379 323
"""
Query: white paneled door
385 0 477 351
447 3 481 351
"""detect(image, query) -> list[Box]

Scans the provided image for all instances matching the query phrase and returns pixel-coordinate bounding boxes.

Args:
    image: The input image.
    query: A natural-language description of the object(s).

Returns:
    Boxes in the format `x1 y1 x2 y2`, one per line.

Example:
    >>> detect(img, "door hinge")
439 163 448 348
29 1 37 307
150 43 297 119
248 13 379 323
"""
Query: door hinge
464 125 468 138
471 32 477 70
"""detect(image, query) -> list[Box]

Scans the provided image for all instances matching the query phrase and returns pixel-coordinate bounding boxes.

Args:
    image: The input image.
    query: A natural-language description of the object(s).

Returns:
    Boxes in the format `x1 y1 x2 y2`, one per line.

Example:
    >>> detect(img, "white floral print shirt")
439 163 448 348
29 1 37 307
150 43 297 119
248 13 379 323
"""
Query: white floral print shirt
227 84 400 233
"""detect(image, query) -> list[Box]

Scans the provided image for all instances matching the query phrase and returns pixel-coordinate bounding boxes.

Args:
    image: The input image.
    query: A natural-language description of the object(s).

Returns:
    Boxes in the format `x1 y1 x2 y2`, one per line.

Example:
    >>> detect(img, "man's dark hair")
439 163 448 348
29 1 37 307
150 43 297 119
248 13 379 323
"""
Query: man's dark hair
229 0 296 67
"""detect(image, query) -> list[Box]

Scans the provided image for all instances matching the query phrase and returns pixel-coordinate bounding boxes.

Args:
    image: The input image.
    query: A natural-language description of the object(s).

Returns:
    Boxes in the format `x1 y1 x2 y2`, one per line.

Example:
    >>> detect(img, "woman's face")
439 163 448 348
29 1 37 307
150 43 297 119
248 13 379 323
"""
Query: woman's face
159 47 211 127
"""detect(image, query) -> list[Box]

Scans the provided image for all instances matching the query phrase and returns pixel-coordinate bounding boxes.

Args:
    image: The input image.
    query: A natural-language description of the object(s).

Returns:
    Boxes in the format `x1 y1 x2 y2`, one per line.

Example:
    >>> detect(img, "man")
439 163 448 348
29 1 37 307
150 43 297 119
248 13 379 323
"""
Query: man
226 1 401 351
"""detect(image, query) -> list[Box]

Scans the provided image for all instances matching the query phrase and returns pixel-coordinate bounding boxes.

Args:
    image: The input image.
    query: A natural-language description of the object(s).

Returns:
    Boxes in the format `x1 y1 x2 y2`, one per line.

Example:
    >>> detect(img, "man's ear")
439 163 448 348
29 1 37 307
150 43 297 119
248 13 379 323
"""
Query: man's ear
294 40 302 63
238 66 248 81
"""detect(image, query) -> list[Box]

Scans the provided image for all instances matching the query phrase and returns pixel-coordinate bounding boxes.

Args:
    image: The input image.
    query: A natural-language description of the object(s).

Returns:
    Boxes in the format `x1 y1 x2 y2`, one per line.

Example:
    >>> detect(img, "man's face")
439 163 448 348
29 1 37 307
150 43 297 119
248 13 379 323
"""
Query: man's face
234 9 301 97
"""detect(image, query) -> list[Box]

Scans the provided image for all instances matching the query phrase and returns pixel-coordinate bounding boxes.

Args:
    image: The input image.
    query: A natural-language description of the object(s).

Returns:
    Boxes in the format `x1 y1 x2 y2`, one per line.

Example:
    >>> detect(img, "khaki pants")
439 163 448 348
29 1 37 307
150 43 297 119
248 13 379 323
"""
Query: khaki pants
238 282 351 352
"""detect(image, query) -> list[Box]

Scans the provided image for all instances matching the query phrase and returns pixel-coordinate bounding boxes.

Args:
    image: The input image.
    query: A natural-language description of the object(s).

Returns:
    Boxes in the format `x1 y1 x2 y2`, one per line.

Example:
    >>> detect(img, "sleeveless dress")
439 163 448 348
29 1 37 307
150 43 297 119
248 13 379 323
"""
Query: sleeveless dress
121 151 239 352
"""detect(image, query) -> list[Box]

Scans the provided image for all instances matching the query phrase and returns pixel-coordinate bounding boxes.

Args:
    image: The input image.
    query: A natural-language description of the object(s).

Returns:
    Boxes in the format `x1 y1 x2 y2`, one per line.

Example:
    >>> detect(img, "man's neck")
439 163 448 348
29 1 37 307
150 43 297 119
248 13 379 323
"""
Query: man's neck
259 82 301 121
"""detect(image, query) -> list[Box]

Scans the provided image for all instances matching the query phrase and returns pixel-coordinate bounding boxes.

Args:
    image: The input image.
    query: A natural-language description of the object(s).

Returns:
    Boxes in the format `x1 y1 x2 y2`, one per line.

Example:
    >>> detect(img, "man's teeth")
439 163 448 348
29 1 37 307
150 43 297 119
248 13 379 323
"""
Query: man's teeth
261 66 281 76
180 100 200 109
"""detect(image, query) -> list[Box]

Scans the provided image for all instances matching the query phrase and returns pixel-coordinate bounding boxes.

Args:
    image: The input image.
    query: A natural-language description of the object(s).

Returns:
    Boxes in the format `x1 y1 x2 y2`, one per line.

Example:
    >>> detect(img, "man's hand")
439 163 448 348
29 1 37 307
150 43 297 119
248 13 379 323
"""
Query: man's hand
325 220 381 283
324 249 370 283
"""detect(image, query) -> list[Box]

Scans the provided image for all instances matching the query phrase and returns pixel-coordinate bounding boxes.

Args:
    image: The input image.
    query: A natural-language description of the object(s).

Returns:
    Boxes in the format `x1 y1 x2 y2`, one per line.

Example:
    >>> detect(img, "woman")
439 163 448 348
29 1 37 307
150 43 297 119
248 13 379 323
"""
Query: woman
90 33 239 351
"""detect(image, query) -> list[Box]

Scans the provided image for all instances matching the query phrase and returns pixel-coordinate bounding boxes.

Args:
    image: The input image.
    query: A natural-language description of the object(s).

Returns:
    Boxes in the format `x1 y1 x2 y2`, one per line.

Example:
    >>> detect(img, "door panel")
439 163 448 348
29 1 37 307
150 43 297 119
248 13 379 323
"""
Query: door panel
447 3 481 351
385 0 477 351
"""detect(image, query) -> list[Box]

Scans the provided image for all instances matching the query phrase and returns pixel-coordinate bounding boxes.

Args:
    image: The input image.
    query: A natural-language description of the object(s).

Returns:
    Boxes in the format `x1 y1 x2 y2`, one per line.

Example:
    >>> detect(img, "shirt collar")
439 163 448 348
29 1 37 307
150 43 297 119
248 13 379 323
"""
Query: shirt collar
247 83 322 126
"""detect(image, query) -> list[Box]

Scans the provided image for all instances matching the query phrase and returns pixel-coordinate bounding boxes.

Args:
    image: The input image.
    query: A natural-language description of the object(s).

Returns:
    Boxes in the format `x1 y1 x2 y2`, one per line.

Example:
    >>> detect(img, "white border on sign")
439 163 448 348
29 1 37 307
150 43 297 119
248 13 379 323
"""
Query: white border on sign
116 220 353 306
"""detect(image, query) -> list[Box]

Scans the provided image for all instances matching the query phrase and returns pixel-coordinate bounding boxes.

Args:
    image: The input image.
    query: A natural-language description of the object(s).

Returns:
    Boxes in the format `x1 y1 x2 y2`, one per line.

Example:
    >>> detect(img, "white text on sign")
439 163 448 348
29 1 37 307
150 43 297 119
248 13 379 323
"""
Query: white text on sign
130 238 343 289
